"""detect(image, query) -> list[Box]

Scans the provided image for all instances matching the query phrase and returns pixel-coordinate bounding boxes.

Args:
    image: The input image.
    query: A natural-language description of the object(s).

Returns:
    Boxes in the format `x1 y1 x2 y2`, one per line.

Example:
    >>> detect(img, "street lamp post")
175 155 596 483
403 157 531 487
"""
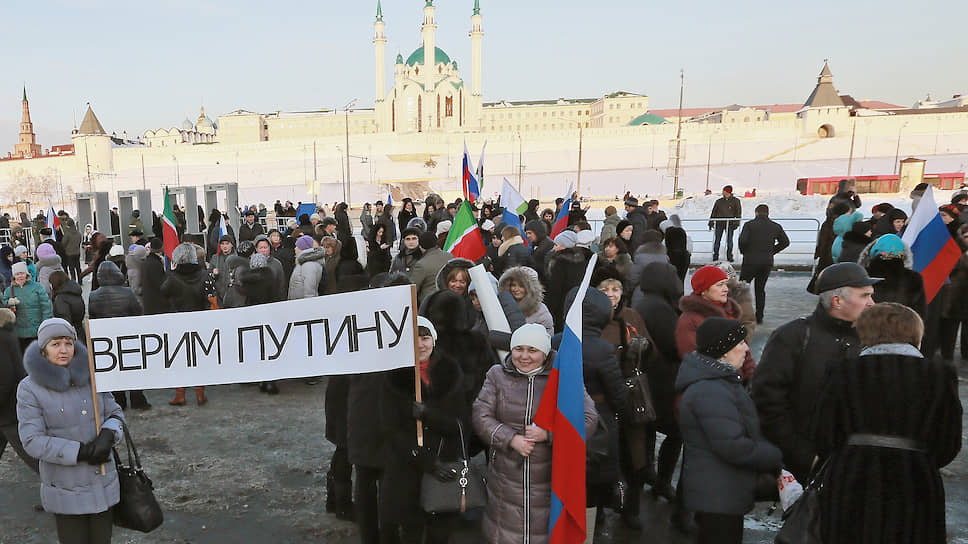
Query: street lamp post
172 155 180 186
564 119 584 199
673 69 684 199
344 99 357 205
705 129 718 193
893 122 909 175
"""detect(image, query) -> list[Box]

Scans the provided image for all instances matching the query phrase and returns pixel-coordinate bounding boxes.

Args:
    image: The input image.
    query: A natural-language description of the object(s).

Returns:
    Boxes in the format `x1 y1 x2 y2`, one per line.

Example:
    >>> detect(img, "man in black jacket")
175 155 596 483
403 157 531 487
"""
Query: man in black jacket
238 210 265 242
141 238 172 315
524 219 554 284
752 263 878 482
708 185 742 262
738 204 790 323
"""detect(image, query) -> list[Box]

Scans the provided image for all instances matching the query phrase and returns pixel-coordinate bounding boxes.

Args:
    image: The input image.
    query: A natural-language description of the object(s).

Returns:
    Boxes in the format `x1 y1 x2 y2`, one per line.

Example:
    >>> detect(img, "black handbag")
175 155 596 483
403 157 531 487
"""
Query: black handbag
619 325 657 425
774 461 826 544
111 421 164 533
420 420 487 514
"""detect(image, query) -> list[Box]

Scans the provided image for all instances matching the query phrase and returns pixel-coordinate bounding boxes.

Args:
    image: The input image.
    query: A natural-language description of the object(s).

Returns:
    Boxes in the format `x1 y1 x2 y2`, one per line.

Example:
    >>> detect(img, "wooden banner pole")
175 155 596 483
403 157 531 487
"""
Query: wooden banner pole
410 285 424 447
83 319 105 476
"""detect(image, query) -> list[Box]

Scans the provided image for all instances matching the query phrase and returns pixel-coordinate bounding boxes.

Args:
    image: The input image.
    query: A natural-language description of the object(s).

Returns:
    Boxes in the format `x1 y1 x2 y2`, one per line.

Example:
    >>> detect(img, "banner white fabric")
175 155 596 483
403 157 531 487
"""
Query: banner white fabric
89 285 416 392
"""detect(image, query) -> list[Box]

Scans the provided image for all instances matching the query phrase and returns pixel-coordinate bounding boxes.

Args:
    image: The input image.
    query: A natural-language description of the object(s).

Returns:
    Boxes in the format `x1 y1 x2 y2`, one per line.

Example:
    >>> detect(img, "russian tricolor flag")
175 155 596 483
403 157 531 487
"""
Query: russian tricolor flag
462 142 481 204
217 214 229 254
901 185 962 302
46 205 60 231
549 185 573 239
534 253 597 544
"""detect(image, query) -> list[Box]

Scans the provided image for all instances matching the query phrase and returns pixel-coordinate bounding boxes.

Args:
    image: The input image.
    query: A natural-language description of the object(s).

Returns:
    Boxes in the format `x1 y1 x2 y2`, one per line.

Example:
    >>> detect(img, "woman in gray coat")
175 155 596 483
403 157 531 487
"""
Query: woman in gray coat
675 317 782 544
17 318 124 544
473 324 598 544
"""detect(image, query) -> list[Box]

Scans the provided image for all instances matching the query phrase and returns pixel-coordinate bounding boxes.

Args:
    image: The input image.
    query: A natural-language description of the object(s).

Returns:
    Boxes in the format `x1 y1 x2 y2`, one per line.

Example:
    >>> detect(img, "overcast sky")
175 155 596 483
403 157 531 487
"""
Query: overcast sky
2 0 966 151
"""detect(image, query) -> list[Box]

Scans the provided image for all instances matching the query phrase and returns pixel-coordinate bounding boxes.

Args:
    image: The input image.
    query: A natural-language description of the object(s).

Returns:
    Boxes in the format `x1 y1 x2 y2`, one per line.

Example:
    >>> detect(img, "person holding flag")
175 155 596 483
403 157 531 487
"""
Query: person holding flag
462 143 481 204
473 321 597 544
161 188 180 260
442 201 486 263
549 186 574 239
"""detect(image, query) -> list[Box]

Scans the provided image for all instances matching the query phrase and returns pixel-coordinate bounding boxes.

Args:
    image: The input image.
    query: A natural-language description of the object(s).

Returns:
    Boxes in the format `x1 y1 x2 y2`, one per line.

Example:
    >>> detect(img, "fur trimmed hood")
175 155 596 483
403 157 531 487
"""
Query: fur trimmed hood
498 266 544 316
434 257 475 292
420 288 473 333
23 341 91 392
858 237 914 269
96 260 126 286
296 246 327 265
0 307 15 329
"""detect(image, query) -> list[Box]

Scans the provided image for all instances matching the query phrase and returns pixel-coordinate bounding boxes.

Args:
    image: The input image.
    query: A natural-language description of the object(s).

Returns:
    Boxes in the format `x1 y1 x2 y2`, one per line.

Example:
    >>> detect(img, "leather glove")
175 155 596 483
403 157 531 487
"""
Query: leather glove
410 445 436 473
432 460 460 482
411 401 427 421
76 441 96 463
87 429 115 465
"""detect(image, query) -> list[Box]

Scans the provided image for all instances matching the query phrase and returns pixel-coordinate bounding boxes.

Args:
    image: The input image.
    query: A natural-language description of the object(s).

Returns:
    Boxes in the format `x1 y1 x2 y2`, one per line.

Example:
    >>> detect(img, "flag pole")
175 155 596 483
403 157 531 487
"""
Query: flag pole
410 285 424 447
84 319 106 476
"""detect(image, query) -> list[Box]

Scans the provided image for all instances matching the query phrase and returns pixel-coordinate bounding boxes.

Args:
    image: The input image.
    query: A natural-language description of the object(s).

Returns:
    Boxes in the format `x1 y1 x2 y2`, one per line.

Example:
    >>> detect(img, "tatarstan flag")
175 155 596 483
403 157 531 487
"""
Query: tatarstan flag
443 200 486 261
162 187 179 259
534 253 598 544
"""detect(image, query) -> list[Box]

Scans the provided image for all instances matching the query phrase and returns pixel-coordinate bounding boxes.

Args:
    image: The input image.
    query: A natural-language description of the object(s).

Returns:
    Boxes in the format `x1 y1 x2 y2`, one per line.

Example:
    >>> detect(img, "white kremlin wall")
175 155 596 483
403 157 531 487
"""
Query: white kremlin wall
2 111 968 216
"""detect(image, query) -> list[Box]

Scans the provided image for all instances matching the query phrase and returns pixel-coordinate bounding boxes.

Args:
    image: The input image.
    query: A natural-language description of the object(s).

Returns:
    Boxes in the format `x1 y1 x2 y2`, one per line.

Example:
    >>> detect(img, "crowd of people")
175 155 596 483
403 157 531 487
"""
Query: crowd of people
0 185 964 544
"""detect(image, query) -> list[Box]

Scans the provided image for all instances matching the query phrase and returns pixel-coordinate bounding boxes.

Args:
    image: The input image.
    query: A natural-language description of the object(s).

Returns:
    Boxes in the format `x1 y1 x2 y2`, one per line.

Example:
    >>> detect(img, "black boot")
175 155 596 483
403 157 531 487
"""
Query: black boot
325 472 336 513
651 437 681 502
333 480 354 521
621 474 644 531
671 504 698 535
112 391 128 410
641 431 657 487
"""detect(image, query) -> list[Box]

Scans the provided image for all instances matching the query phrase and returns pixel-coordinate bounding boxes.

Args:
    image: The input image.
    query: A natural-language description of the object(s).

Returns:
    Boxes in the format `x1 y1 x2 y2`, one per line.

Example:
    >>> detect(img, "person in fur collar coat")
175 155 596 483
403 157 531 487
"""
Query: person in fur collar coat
857 234 926 318
16 319 124 542
498 266 554 336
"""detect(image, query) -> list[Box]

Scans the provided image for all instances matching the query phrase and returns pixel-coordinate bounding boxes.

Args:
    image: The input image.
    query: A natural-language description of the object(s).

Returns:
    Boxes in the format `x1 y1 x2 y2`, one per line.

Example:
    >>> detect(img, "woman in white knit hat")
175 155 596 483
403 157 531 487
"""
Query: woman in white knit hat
2 261 53 352
472 323 598 543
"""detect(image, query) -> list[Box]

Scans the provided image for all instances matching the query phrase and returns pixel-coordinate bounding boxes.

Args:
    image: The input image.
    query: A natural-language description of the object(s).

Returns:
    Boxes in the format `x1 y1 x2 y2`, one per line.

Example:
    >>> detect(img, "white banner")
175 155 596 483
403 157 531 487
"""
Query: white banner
89 285 417 392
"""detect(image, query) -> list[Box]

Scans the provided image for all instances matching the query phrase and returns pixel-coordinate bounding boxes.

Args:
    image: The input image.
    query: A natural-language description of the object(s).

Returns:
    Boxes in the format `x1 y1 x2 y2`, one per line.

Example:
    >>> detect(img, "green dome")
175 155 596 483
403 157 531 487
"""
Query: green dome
406 45 451 67
628 112 668 126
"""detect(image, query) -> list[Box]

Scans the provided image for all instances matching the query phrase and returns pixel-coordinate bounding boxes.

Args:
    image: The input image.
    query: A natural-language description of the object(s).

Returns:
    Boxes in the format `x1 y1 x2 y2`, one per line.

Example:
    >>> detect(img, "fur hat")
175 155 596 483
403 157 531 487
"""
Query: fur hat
401 227 422 240
37 318 77 349
436 220 453 237
696 317 747 359
510 323 551 355
237 241 255 258
553 230 577 249
109 245 125 257
616 220 632 237
295 235 315 251
36 243 56 260
172 242 198 265
249 253 268 269
149 237 164 251
691 265 729 295
419 231 438 250
11 262 28 277
13 246 28 257
576 230 596 248
406 217 428 232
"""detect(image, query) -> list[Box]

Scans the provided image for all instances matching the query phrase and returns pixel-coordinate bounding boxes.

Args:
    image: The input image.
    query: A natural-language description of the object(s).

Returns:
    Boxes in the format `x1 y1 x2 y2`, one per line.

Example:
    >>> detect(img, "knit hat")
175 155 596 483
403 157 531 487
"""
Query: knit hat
691 265 729 295
850 220 872 236
237 241 255 258
149 237 164 251
253 234 269 246
416 316 438 342
310 213 321 222
13 245 28 257
696 317 747 359
37 318 77 349
939 204 961 219
615 220 632 237
172 242 197 265
870 234 906 259
576 230 595 248
108 245 124 257
295 235 315 251
553 230 577 249
418 231 438 250
36 243 56 260
249 253 268 269
510 323 551 355
436 220 453 237
401 227 422 240
722 185 733 193
11 262 28 277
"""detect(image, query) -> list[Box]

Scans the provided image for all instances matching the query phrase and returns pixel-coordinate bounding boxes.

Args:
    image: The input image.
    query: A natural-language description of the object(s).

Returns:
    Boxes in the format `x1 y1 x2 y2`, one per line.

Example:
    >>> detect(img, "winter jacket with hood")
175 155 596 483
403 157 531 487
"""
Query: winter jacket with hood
498 266 554 336
125 244 147 303
524 220 555 282
36 254 64 298
627 239 670 296
2 277 52 339
334 240 368 293
161 263 215 313
88 262 143 319
472 351 598 544
661 215 692 281
52 281 86 344
837 221 873 264
555 287 629 495
676 351 782 515
16 343 124 515
0 246 15 283
420 288 494 402
632 261 683 432
0 309 24 426
830 211 864 262
599 213 621 244
239 265 276 306
59 217 82 257
545 248 589 333
288 247 327 300
208 248 236 304
857 238 927 318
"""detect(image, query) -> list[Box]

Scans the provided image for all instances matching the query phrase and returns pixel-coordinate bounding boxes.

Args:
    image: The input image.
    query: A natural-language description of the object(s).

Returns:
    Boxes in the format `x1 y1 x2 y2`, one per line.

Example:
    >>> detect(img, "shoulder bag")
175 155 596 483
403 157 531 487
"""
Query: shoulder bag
774 459 826 544
111 420 164 533
420 420 487 514
619 323 657 425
